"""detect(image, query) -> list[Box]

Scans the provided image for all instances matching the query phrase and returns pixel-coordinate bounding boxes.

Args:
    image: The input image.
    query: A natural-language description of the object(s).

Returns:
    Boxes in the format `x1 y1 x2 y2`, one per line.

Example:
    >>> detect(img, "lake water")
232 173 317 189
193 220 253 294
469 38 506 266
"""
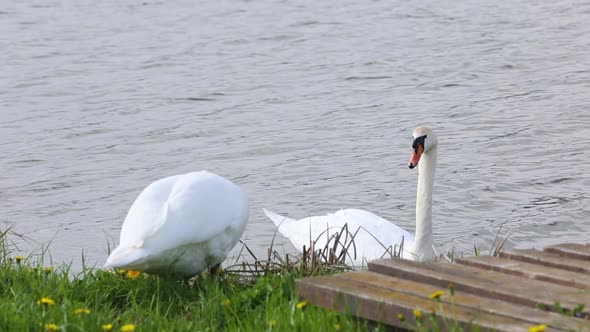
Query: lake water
1 0 589 270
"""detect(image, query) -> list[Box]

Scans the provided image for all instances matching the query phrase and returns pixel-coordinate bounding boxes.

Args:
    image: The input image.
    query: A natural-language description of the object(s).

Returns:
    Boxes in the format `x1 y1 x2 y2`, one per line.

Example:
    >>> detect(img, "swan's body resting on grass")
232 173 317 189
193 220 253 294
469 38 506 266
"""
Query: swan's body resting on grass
104 171 249 277
264 127 438 265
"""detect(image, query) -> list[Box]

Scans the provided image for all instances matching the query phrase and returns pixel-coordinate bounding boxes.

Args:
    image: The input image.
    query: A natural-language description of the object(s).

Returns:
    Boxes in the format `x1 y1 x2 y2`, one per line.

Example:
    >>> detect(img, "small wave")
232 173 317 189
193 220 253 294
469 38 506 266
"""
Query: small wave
344 76 392 81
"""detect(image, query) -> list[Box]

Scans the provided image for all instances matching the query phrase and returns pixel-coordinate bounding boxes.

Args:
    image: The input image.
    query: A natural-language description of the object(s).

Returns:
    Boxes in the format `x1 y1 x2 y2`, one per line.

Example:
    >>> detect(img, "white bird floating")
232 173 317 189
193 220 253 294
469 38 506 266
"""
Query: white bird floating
104 171 249 277
264 126 438 266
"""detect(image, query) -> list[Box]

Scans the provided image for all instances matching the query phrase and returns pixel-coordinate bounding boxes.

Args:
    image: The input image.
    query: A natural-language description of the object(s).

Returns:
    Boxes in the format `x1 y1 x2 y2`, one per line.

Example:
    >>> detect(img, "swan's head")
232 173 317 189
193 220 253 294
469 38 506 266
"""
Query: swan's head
408 127 437 169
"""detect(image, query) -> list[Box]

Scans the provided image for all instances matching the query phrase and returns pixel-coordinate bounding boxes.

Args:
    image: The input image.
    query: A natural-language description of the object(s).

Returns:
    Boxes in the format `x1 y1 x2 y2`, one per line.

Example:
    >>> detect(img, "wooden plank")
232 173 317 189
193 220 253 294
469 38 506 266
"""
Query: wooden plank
336 271 587 332
368 259 590 313
296 275 539 332
545 243 590 260
499 249 590 274
456 255 590 289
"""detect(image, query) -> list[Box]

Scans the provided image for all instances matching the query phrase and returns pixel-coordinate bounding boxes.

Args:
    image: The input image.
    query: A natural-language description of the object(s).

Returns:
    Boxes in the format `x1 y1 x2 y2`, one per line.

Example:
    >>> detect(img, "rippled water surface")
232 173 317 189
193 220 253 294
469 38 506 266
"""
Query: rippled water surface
1 0 589 269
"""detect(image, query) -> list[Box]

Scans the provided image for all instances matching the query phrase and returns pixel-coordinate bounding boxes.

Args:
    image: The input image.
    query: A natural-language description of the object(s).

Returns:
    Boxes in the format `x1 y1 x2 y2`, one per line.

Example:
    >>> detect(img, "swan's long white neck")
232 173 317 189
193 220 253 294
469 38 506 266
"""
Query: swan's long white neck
412 145 436 260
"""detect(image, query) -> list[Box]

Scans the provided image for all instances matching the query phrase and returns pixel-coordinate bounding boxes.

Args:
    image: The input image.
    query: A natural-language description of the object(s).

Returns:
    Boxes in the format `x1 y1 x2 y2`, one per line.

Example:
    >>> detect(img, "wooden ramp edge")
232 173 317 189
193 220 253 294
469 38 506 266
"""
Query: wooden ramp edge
499 249 590 274
296 243 590 332
455 255 590 289
544 243 590 261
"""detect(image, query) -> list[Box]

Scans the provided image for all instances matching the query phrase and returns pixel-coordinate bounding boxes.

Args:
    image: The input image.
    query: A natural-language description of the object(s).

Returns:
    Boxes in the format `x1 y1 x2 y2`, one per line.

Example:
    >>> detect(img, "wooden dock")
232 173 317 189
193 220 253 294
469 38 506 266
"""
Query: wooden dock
296 243 590 331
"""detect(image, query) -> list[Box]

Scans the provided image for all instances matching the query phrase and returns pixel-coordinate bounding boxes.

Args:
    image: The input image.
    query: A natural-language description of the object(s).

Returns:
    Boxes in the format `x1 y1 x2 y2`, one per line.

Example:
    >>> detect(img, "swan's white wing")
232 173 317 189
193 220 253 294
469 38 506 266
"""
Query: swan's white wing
117 171 248 252
119 174 180 247
265 208 415 265
333 209 414 246
333 209 416 261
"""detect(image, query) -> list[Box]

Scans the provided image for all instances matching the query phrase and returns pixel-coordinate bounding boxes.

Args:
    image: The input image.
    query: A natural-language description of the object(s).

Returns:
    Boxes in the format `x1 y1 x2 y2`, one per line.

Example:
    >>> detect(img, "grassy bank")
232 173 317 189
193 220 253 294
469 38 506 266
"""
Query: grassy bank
0 231 377 332
0 225 513 332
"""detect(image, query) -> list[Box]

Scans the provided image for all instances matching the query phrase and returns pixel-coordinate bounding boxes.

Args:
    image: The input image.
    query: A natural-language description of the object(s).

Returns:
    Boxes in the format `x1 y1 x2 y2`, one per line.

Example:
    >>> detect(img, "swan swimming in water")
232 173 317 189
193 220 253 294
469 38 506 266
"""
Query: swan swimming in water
264 126 438 265
104 171 249 277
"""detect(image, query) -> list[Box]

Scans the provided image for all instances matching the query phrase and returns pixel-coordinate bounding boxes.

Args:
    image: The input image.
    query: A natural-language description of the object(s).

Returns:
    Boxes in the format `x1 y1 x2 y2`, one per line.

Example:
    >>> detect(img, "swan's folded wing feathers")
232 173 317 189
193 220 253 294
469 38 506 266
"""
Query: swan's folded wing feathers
263 208 296 227
331 209 415 257
334 209 414 239
119 175 180 247
142 171 248 248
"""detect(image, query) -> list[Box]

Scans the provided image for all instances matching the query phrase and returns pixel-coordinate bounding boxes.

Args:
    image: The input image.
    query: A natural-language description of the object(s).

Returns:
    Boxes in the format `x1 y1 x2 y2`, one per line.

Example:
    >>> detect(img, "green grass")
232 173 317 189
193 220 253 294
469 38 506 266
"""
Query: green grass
0 231 376 332
0 224 515 332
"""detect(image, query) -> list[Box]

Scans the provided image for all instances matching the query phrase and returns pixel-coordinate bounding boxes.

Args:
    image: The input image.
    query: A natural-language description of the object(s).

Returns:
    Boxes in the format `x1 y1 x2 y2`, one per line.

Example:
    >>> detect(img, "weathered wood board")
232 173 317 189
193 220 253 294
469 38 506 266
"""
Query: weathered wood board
296 243 590 331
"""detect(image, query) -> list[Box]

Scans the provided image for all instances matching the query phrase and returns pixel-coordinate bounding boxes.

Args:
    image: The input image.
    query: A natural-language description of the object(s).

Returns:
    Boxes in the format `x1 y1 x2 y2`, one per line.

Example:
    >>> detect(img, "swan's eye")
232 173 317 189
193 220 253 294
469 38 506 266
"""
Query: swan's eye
412 135 427 151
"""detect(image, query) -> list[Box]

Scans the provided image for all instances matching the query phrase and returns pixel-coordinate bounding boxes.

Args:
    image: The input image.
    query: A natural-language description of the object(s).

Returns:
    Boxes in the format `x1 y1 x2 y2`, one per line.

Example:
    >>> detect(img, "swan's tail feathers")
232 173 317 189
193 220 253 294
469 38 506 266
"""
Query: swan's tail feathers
263 208 296 228
103 245 146 270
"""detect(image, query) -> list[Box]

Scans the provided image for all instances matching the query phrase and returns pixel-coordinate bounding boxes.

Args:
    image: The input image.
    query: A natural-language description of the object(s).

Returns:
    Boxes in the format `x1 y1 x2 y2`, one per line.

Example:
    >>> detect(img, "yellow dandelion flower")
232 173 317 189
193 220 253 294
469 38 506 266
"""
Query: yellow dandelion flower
74 308 91 315
334 323 341 331
102 324 113 331
15 255 24 264
43 267 53 274
45 323 59 331
126 270 141 279
428 290 445 300
267 320 277 327
296 300 308 310
221 299 231 308
412 309 423 320
397 313 405 322
37 297 56 306
120 323 136 332
528 323 547 332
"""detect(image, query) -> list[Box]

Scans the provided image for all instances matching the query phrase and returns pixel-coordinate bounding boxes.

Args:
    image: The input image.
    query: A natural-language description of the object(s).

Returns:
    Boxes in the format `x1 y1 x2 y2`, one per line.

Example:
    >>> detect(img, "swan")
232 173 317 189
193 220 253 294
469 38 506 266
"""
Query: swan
104 171 249 277
264 126 437 264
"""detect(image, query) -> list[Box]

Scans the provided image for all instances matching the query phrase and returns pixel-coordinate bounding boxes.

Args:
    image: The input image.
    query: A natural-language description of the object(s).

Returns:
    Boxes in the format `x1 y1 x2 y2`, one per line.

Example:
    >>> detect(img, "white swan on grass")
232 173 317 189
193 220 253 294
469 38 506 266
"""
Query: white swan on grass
264 126 438 265
104 171 249 277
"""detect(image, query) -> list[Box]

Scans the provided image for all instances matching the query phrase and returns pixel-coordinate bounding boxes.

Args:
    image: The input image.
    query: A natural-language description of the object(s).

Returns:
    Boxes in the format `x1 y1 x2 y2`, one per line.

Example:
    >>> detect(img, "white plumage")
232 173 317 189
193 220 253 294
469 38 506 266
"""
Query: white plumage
264 126 439 265
264 208 416 265
104 171 249 277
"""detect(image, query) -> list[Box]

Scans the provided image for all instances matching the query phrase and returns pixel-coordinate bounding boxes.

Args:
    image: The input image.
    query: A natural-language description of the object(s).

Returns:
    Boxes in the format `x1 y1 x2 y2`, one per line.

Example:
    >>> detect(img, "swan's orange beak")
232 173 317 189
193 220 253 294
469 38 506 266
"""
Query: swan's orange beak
408 144 423 169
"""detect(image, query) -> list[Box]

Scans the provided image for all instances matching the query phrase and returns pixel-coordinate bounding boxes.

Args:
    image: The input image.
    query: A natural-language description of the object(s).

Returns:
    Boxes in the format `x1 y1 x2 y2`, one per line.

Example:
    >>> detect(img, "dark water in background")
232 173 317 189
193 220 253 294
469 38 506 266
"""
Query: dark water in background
1 0 589 269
